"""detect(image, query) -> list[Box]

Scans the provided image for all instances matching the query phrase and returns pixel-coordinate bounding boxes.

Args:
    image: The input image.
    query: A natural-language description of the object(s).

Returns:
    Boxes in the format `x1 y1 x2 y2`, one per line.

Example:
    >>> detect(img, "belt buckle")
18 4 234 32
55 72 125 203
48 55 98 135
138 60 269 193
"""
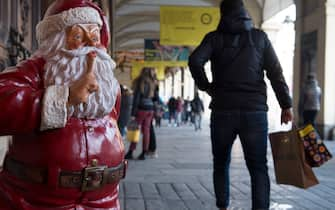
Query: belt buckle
81 165 107 192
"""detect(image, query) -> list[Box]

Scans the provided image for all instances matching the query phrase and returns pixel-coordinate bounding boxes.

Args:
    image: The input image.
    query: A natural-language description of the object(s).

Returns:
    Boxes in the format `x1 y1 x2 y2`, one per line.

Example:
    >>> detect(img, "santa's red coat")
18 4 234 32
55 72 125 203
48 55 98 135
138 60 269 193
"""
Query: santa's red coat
0 57 125 209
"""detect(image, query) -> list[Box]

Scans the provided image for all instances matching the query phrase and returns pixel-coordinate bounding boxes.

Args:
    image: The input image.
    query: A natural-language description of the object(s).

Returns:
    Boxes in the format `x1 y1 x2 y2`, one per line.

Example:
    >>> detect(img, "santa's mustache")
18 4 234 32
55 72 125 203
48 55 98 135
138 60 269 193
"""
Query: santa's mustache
59 46 113 61
47 46 117 70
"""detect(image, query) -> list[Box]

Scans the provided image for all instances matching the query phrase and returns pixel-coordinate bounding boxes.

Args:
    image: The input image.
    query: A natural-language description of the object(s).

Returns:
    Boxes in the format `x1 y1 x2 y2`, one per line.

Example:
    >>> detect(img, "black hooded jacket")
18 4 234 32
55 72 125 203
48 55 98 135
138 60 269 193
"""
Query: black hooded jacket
188 8 292 111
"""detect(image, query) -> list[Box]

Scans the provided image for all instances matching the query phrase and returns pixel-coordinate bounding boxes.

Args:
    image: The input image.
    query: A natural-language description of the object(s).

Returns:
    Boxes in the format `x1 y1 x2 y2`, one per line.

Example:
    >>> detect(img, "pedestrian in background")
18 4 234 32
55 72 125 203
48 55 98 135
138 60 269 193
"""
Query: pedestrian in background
191 92 204 131
154 97 164 127
125 67 157 160
188 0 293 209
300 73 321 127
118 85 133 137
183 96 193 125
148 85 160 158
176 96 184 126
168 96 177 126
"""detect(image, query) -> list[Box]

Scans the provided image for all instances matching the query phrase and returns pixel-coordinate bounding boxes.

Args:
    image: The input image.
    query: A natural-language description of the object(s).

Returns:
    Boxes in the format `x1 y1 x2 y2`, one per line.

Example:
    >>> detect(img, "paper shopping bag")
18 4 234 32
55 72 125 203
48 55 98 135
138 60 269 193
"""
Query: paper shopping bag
298 124 332 167
269 128 319 189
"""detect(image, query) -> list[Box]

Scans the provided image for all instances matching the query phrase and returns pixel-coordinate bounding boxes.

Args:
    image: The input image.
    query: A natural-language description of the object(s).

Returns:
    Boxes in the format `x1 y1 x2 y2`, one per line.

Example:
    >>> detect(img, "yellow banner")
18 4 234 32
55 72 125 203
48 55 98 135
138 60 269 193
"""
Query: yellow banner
160 6 220 46
131 61 188 80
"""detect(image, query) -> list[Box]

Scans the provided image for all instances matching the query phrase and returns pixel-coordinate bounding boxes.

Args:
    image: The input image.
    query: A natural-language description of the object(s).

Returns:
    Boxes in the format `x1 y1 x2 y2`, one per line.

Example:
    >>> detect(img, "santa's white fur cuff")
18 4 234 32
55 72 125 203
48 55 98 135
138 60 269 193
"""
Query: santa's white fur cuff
40 85 69 131
36 7 102 45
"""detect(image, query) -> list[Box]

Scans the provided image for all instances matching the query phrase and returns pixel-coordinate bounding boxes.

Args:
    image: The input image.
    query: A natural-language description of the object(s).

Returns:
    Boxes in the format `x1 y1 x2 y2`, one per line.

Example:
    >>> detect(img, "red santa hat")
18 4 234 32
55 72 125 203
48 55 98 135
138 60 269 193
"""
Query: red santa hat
36 0 109 48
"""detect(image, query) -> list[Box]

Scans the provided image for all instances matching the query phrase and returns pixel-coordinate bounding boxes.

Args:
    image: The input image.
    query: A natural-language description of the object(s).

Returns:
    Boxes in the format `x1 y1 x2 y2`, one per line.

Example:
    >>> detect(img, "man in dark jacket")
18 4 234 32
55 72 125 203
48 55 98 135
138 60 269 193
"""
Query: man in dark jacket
188 0 293 210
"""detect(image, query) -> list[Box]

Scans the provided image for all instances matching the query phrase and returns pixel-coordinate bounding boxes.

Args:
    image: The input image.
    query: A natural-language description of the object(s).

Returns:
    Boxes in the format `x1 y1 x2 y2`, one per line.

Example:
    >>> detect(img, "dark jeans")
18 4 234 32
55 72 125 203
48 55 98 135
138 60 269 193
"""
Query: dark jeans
210 111 269 210
169 110 176 123
155 116 162 127
149 122 156 152
194 112 202 130
303 110 318 126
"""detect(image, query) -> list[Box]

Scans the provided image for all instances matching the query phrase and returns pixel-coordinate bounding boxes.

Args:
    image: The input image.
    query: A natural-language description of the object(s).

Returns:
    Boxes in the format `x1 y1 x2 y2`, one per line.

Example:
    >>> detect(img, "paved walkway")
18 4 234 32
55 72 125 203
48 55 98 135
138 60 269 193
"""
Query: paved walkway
119 121 335 210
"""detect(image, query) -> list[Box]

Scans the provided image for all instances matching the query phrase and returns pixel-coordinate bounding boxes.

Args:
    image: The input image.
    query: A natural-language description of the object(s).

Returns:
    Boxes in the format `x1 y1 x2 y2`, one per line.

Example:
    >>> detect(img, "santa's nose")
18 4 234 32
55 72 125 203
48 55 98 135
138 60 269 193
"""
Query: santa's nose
86 39 95 46
84 37 96 47
83 33 98 47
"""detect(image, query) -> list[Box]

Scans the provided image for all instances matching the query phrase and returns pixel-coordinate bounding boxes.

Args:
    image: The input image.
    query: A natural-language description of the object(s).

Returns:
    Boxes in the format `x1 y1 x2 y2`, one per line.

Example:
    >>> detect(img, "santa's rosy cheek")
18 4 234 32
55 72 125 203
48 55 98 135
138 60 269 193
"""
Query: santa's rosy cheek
66 40 84 50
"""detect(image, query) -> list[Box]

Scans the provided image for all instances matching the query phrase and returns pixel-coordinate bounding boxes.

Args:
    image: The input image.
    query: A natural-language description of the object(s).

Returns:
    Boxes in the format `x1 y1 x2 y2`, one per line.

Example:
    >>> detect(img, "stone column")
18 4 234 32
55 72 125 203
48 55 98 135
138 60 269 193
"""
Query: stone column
323 0 335 139
109 0 116 57
293 0 335 139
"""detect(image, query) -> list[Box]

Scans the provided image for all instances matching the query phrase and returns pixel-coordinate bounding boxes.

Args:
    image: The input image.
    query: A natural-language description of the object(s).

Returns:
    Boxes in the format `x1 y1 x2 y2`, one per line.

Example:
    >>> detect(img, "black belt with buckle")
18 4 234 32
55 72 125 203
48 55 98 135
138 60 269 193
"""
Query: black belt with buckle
4 157 127 192
59 160 127 191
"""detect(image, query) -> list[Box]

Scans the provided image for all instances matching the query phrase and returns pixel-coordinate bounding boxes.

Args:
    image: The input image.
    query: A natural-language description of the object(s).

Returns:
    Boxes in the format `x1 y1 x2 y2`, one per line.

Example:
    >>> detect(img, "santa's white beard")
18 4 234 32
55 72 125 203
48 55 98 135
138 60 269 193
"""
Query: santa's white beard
43 46 119 119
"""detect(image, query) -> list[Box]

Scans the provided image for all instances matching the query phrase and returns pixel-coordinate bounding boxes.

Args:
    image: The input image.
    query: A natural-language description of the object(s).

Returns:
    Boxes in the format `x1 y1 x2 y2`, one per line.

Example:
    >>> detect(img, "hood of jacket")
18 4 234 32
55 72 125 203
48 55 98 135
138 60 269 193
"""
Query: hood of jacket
217 7 253 34
305 79 319 90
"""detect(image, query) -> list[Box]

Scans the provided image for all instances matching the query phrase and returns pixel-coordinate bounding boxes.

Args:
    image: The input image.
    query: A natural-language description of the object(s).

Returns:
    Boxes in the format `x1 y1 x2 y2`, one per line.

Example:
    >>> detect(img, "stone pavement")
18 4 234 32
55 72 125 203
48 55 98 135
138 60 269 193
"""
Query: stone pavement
119 121 335 210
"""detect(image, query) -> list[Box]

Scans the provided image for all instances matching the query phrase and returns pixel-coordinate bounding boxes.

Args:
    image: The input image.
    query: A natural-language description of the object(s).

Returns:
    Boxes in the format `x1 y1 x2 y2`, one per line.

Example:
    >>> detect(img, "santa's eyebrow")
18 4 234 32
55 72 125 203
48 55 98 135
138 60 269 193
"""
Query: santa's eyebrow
77 24 100 34
90 27 99 34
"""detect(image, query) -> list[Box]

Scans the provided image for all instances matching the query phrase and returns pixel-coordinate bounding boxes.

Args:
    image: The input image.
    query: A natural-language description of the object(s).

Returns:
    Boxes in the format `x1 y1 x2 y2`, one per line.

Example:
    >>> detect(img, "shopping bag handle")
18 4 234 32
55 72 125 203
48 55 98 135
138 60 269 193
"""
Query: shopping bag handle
277 121 296 132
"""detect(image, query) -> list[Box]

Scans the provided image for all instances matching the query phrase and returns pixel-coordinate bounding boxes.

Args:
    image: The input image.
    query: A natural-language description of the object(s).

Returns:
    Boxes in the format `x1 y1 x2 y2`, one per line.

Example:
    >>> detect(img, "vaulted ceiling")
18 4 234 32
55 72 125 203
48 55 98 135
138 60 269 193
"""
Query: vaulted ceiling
114 0 294 51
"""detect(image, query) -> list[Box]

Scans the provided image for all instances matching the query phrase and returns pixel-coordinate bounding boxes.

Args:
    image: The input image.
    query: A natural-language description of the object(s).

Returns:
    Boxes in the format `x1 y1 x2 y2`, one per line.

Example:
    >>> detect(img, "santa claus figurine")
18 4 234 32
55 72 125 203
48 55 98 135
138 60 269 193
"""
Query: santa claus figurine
0 0 126 209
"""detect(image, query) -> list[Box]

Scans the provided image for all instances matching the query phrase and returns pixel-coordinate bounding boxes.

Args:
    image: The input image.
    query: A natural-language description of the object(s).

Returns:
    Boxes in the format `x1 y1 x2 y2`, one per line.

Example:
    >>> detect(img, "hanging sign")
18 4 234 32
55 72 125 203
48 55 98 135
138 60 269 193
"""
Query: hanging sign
160 6 220 46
